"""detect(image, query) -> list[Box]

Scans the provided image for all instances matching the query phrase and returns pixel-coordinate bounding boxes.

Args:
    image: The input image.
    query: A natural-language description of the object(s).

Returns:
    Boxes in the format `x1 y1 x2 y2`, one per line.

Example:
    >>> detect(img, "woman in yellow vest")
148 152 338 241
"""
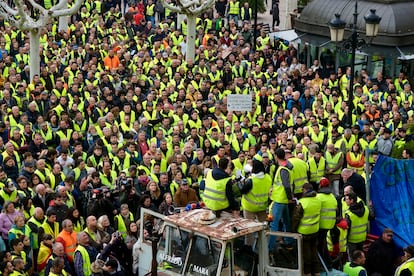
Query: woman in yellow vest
66 207 85 234
21 198 35 221
346 142 365 177
8 215 32 248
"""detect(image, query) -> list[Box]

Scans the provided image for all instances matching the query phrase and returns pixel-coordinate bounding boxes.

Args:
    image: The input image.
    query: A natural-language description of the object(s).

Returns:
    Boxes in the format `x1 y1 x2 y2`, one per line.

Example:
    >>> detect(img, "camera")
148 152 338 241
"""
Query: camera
167 205 181 215
144 220 154 233
120 178 132 190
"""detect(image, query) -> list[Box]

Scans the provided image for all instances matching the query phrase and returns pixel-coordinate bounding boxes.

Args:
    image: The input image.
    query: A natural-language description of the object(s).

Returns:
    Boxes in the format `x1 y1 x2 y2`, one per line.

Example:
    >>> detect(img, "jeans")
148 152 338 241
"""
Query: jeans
243 209 267 247
268 202 292 251
332 179 340 198
228 14 239 27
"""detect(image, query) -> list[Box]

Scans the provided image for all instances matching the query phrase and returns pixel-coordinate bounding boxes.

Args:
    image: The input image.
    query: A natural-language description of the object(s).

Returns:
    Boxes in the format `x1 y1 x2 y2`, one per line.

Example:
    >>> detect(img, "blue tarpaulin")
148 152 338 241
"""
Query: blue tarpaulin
370 155 414 248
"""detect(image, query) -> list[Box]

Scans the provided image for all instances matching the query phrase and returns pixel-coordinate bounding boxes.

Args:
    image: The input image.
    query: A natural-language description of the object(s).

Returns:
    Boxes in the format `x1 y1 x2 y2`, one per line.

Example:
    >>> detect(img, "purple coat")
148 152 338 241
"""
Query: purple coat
0 210 23 239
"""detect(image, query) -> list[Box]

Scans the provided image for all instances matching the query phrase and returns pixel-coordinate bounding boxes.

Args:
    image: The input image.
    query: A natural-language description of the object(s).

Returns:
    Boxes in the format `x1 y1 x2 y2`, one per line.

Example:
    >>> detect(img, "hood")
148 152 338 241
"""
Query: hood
318 186 332 194
303 190 318 198
212 167 230 180
349 201 366 217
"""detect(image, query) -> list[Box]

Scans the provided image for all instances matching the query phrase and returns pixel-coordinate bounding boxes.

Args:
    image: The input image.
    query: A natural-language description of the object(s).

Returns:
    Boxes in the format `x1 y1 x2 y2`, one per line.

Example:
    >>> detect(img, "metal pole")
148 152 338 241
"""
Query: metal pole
253 0 258 51
348 0 358 127
365 147 371 204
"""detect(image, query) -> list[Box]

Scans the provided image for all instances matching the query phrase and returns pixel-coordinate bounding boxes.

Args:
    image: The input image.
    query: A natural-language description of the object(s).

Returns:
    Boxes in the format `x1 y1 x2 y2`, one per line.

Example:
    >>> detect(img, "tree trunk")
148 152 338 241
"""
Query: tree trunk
177 13 184 30
186 14 196 62
30 29 40 82
58 0 69 32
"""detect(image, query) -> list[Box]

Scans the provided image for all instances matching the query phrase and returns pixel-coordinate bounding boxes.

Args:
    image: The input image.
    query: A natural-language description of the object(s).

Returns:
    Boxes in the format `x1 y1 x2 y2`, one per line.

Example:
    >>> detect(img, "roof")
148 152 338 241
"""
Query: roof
163 209 267 241
295 0 414 46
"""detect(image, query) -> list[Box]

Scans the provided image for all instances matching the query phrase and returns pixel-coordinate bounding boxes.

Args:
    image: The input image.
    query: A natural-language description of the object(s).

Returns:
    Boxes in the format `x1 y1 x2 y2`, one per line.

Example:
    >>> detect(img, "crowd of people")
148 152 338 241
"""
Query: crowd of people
0 0 413 275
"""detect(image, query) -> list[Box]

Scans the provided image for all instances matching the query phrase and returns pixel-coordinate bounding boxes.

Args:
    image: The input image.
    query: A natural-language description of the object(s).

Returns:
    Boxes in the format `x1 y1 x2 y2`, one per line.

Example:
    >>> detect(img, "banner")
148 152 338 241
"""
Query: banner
227 94 252 112
370 155 414 248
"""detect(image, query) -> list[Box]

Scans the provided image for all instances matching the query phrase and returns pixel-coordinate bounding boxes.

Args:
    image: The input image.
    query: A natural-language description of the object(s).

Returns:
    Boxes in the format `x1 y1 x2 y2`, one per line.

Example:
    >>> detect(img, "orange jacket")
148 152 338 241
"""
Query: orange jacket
56 230 78 262
103 55 120 70
346 152 365 169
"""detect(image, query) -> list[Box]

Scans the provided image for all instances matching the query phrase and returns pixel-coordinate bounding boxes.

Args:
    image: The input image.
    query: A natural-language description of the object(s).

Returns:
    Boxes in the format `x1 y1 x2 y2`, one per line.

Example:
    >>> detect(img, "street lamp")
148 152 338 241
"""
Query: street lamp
253 0 258 51
328 1 381 127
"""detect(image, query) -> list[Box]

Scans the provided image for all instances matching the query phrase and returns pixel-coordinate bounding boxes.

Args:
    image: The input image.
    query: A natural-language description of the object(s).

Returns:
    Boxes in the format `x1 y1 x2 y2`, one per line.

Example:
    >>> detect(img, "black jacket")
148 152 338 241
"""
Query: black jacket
366 237 401 276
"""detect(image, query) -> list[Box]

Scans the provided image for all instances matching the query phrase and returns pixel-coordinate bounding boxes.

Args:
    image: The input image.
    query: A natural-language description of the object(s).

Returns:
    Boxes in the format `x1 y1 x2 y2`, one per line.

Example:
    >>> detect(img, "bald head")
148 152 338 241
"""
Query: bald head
341 168 353 182
327 143 335 152
86 216 97 229
34 207 44 220
53 242 64 256
36 184 46 195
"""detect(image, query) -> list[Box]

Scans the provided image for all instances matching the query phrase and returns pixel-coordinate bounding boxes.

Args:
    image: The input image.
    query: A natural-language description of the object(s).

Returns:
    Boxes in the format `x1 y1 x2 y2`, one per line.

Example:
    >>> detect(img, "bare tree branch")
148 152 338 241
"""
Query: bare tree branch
0 2 18 16
0 10 17 25
160 0 214 15
190 0 215 14
26 0 47 14
52 0 83 17
50 0 68 12
159 0 182 13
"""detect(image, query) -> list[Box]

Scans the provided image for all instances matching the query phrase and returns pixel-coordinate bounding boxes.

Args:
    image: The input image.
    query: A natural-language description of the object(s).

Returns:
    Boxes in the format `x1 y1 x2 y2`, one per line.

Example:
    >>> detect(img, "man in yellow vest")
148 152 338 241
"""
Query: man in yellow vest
114 204 134 239
287 150 309 198
74 231 98 276
325 143 344 197
202 158 240 217
10 257 27 276
292 183 322 276
44 241 75 276
316 178 338 271
344 192 369 258
39 209 60 240
145 0 156 25
395 245 414 275
56 219 78 263
240 159 272 247
268 148 294 251
308 147 326 190
27 207 45 262
48 257 66 276
343 250 367 276
227 0 240 27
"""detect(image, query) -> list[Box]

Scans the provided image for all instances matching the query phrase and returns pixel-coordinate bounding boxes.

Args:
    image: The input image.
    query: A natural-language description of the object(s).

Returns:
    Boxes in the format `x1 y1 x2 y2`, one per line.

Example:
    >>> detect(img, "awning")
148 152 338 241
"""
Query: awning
397 46 414 61
269 29 300 42
269 29 302 49
294 32 333 47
